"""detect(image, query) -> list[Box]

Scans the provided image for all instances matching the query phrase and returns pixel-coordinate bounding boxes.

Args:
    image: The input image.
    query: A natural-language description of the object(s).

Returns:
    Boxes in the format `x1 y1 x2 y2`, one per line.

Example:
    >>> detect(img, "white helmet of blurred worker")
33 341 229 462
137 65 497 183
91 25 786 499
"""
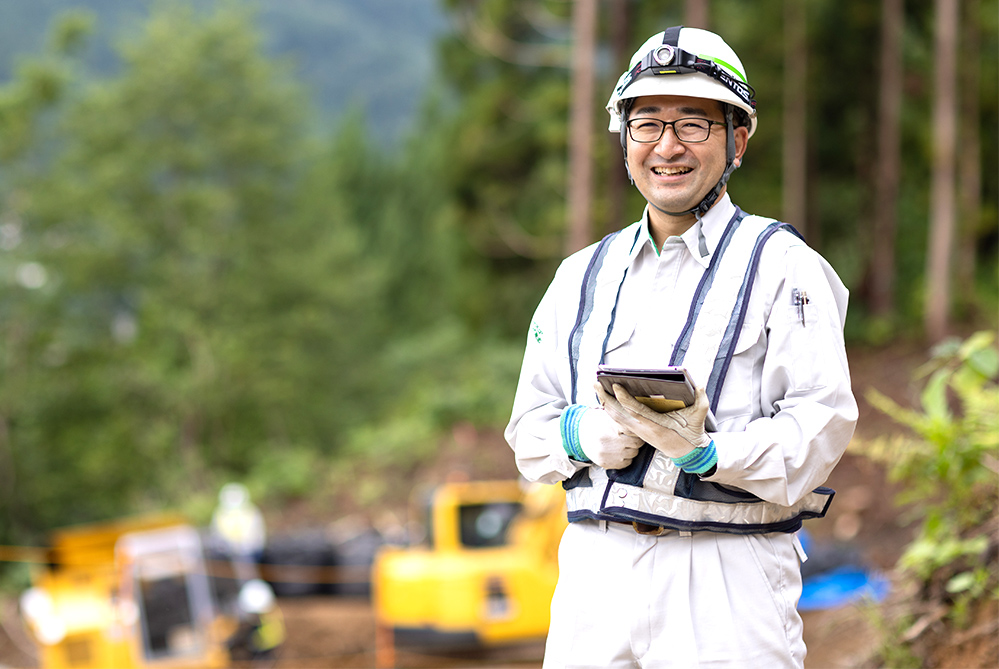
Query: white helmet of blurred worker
20 587 67 645
238 579 276 614
219 482 251 508
606 27 757 216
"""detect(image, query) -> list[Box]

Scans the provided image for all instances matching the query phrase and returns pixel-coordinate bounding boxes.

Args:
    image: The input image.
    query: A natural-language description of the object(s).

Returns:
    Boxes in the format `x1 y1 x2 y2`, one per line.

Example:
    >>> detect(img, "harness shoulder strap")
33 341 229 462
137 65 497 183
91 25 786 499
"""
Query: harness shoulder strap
567 232 618 403
706 218 801 412
567 226 643 403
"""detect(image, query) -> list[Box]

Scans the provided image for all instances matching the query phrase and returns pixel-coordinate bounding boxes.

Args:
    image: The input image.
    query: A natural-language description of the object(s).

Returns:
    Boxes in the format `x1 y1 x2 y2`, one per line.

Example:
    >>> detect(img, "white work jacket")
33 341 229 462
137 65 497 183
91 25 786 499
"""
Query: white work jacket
505 195 858 515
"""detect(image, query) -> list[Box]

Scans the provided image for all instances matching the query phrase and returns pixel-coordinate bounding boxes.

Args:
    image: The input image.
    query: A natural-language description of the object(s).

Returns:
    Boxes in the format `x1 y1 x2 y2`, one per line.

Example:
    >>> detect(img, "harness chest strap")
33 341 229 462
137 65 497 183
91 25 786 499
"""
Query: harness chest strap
563 210 833 534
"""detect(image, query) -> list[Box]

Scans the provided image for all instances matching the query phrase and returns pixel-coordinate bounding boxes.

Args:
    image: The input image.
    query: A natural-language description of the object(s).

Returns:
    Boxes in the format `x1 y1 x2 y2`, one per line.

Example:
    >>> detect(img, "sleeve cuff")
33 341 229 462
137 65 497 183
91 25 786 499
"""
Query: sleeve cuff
560 404 591 462
671 440 718 474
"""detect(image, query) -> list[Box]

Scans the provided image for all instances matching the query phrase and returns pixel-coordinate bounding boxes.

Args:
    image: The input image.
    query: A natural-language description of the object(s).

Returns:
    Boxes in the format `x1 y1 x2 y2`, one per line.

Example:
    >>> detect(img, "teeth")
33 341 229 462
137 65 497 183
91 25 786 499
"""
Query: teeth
653 166 691 176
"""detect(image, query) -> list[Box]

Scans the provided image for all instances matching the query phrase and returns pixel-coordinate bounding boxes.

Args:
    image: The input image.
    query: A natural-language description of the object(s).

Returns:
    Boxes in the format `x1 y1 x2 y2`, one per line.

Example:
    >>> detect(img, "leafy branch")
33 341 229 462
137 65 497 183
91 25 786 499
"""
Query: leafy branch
864 331 999 638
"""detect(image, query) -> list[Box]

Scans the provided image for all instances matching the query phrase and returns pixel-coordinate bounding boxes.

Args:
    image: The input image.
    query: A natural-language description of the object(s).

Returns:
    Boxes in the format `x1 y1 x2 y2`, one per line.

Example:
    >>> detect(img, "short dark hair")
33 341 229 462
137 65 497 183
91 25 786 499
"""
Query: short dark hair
730 105 750 130
621 97 636 123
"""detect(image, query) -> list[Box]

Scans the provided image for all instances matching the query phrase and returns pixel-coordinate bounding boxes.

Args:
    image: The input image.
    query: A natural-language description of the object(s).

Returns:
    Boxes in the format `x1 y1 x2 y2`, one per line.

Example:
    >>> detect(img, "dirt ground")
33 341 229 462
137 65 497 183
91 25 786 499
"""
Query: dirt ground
1 339 996 668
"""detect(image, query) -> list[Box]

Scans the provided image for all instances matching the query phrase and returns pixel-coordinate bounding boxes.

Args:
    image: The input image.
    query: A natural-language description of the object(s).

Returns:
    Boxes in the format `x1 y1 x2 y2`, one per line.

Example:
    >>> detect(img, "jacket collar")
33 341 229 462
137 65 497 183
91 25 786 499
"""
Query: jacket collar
637 194 737 268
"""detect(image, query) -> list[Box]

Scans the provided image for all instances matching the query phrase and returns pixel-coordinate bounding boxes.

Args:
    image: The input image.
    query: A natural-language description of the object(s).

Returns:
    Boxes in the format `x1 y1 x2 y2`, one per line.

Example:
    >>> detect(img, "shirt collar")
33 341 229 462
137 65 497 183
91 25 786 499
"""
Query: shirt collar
638 194 737 268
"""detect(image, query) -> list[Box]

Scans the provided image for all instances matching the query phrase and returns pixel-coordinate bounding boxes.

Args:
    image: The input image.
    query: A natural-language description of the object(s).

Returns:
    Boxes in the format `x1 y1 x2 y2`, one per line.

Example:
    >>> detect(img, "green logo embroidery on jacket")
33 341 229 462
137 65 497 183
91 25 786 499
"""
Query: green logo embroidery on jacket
531 321 543 343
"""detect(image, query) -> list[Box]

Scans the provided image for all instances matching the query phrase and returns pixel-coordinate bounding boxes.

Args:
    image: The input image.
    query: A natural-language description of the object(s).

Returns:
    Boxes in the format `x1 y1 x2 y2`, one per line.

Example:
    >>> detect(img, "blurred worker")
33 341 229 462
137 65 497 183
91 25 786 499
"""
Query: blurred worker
227 578 285 664
506 26 857 668
211 482 266 581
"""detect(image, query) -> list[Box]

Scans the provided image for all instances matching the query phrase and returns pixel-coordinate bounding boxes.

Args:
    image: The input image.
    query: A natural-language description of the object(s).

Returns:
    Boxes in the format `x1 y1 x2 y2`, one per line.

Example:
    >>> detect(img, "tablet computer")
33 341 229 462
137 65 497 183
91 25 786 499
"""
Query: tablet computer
596 366 696 413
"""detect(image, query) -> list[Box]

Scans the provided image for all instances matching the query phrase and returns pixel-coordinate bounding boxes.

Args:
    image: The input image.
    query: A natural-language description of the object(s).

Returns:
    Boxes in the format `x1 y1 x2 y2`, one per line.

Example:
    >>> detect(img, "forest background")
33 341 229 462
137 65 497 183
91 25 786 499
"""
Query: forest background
0 0 996 586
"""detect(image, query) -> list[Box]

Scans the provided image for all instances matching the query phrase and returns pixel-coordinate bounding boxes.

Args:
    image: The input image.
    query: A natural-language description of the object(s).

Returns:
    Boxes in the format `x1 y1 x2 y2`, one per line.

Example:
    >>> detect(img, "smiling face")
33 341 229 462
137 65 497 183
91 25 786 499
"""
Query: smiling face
625 94 748 240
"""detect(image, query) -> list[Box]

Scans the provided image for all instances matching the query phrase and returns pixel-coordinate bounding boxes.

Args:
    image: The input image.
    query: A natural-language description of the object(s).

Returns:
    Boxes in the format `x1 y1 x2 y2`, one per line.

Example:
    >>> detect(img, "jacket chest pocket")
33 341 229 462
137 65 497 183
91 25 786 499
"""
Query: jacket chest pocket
714 318 766 427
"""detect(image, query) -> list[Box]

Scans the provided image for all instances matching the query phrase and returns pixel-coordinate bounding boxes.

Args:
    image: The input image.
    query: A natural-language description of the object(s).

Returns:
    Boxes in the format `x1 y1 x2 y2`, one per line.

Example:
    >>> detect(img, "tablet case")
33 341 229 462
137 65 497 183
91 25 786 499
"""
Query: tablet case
596 366 696 413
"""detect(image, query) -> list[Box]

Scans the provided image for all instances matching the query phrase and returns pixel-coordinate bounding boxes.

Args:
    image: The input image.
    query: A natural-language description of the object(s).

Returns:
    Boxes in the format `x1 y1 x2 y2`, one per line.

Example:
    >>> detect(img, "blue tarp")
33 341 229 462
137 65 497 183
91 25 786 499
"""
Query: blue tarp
797 530 891 611
799 565 891 611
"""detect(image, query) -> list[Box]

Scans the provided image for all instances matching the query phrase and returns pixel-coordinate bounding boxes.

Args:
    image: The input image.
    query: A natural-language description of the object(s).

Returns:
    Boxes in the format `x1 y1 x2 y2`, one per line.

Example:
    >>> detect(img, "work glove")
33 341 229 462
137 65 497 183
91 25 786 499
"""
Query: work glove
595 382 718 475
560 404 644 470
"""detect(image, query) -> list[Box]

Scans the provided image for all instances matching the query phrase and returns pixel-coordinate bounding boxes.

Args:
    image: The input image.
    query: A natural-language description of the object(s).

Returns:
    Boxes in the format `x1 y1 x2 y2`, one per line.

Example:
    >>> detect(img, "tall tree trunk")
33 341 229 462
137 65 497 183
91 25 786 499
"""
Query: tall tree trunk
872 0 904 318
685 0 710 29
925 0 959 342
565 0 598 254
782 0 809 241
605 0 631 237
957 0 981 308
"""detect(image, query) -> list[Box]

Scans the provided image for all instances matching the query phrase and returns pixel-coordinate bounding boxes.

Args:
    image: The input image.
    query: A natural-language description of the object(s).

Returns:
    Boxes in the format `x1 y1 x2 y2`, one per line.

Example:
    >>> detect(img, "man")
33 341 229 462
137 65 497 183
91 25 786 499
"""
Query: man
227 579 285 663
505 26 857 668
211 482 267 581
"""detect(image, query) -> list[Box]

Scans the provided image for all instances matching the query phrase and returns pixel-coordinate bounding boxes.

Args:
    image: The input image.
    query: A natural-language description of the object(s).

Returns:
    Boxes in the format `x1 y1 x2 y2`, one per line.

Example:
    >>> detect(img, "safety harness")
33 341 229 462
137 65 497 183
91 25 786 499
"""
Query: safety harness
562 208 834 535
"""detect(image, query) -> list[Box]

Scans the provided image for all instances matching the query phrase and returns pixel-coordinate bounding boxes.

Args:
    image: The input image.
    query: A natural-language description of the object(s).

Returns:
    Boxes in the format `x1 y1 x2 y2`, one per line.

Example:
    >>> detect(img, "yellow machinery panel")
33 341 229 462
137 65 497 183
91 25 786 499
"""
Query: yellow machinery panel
373 480 567 649
20 515 237 669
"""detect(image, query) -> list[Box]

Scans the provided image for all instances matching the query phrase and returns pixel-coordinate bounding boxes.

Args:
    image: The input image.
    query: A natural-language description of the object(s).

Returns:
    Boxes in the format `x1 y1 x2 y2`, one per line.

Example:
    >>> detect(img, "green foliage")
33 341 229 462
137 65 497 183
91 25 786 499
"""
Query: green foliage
0 0 447 147
245 446 325 502
864 606 921 669
0 1 524 555
0 2 340 542
865 331 999 633
866 331 999 526
899 528 989 584
1 0 997 580
346 322 524 462
0 11 88 161
437 0 999 342
0 562 33 597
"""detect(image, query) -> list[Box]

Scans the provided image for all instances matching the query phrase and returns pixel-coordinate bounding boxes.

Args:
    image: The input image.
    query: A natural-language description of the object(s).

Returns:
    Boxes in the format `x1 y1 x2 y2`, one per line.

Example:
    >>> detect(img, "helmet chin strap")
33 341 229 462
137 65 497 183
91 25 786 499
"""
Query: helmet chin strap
623 105 741 219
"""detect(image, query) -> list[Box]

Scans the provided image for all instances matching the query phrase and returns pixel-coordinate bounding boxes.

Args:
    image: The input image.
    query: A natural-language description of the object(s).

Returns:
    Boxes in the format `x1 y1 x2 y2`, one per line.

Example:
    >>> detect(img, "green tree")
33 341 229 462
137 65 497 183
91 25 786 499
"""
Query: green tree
435 0 998 341
0 2 524 546
0 2 376 539
295 99 524 463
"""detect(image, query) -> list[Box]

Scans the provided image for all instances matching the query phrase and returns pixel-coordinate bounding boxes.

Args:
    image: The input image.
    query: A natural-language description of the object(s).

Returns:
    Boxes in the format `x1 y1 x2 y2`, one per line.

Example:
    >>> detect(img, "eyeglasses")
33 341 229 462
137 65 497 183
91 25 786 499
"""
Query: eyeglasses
626 117 726 143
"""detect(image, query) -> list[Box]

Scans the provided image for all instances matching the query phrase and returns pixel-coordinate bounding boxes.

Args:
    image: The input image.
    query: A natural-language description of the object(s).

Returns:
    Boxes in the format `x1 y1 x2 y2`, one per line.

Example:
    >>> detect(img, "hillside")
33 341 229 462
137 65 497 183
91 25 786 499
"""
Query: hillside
0 0 447 141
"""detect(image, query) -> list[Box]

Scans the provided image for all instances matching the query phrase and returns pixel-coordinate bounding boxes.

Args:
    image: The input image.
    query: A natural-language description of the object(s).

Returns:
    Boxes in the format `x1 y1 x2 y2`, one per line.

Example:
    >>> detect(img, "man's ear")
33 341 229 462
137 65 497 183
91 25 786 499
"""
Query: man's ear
733 125 750 164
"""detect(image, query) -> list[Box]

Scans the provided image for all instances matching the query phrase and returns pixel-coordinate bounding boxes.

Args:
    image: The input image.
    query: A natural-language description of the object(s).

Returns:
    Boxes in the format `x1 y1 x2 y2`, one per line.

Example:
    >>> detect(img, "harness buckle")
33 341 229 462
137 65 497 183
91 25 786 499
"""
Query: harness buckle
632 521 669 536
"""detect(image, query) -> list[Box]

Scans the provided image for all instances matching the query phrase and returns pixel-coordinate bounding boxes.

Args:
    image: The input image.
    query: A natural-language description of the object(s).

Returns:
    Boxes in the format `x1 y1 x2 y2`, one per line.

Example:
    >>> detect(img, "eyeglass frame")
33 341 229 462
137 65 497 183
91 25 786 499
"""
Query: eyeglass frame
625 117 727 144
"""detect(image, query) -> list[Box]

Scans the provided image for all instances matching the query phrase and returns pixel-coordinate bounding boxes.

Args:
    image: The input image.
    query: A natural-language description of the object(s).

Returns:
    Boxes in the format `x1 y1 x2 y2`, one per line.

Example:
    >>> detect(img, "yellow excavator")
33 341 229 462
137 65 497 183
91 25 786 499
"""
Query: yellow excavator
18 514 259 668
372 479 567 656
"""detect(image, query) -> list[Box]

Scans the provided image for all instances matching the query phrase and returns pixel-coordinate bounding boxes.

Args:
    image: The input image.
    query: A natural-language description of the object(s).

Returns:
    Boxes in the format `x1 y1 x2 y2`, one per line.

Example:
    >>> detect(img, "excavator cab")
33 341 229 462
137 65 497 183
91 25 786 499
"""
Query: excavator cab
373 480 567 653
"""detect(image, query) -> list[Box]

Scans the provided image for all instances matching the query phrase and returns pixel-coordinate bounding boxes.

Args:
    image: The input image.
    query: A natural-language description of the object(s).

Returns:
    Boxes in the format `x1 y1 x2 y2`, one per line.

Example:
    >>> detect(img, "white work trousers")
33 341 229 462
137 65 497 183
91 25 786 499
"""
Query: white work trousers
544 520 806 669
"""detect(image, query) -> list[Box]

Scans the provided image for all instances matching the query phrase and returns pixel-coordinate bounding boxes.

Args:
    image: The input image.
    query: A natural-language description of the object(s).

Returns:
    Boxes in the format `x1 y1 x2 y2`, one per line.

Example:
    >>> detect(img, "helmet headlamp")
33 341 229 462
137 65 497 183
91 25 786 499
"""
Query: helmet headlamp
616 45 757 113
653 44 676 66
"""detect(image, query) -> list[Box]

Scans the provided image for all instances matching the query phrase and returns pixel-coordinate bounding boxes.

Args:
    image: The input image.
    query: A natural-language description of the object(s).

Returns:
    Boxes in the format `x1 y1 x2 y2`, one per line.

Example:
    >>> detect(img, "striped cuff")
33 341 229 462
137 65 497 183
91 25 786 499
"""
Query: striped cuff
671 440 717 475
560 405 591 462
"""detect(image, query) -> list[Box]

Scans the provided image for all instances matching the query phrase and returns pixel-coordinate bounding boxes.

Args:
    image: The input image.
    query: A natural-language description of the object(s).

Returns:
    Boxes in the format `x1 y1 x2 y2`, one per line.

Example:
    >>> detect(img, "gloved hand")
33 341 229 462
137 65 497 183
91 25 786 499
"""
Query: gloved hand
561 404 644 470
595 382 712 459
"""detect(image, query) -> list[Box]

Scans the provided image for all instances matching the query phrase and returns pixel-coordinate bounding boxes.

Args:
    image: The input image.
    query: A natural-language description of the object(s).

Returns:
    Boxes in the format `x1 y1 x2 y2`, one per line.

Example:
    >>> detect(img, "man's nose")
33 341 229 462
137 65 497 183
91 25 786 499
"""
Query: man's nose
654 124 687 157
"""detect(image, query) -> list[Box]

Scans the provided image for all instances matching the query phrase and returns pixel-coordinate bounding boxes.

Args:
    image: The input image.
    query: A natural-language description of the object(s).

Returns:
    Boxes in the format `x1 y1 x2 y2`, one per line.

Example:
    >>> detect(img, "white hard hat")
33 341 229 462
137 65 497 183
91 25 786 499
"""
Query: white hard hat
607 27 757 138
219 482 250 508
238 579 275 614
19 588 66 645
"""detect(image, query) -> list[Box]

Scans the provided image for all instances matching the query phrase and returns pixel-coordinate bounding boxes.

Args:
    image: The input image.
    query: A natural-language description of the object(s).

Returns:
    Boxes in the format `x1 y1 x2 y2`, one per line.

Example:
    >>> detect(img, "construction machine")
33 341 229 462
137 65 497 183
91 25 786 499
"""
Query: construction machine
18 514 262 668
372 479 567 654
